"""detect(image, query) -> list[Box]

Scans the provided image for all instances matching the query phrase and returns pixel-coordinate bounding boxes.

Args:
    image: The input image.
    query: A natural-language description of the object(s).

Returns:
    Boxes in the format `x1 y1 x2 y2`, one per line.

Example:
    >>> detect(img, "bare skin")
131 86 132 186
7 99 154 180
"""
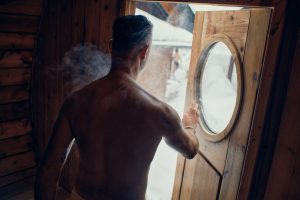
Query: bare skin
35 40 199 200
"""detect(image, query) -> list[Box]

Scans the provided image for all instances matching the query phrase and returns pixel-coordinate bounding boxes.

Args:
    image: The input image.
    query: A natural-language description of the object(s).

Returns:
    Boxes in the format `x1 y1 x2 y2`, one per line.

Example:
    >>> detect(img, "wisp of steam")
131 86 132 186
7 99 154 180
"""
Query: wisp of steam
58 43 111 167
61 43 111 93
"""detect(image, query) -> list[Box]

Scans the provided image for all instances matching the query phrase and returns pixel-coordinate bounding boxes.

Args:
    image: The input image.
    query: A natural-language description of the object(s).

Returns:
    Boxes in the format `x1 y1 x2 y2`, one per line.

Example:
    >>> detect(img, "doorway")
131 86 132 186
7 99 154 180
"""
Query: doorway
132 2 266 200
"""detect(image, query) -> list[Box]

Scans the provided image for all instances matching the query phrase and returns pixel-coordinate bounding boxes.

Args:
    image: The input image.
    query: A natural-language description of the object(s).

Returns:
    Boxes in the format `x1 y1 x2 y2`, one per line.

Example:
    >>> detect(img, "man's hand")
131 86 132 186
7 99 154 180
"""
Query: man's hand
182 102 200 129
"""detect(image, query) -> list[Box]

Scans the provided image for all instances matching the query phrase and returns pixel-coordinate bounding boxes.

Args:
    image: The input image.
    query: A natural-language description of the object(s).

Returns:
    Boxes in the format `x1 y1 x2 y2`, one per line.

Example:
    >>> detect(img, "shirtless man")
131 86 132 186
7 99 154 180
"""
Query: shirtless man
35 15 199 200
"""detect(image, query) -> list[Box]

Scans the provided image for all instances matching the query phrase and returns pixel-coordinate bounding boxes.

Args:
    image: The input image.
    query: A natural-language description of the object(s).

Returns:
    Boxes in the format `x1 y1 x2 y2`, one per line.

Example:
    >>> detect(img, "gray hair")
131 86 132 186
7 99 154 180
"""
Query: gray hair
112 15 153 52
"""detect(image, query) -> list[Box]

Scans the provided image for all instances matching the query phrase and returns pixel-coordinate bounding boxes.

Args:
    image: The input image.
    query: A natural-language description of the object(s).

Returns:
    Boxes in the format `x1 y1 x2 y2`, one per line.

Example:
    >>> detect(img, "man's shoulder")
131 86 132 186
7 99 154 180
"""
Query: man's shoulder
60 89 86 115
134 87 179 123
131 84 166 109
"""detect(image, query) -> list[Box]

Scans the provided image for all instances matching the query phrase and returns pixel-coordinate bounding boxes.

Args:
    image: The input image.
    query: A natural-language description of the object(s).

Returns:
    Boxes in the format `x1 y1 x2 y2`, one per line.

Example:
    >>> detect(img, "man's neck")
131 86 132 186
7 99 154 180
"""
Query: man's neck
110 55 140 79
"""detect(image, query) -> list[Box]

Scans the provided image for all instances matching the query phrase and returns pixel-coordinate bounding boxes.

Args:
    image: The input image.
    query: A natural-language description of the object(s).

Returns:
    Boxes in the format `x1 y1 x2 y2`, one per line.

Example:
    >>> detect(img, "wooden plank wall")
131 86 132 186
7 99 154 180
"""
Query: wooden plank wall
264 26 300 200
32 0 121 192
33 0 121 159
0 0 43 189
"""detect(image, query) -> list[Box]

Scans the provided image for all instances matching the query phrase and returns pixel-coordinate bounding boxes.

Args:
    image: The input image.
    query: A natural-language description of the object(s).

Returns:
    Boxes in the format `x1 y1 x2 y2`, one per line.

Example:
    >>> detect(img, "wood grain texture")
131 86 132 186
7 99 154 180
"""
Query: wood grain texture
32 0 57 157
190 155 220 200
0 0 43 16
172 155 185 199
201 10 249 58
0 51 33 68
173 8 273 199
0 101 30 121
0 84 29 104
179 153 197 200
180 154 221 200
0 14 39 33
219 8 271 199
32 0 121 192
98 0 120 52
0 167 35 188
0 151 35 176
264 30 300 200
84 0 101 45
0 119 31 140
0 33 35 50
0 0 42 189
0 176 35 199
0 135 33 158
197 10 249 175
71 0 85 44
32 0 120 153
120 0 135 15
238 0 287 197
0 68 31 86
174 10 250 199
172 12 204 199
198 10 248 173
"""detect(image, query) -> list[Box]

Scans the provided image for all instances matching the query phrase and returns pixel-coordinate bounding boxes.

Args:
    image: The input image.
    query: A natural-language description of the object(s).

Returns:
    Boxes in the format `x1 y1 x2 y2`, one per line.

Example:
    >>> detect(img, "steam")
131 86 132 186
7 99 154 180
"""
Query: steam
61 43 111 93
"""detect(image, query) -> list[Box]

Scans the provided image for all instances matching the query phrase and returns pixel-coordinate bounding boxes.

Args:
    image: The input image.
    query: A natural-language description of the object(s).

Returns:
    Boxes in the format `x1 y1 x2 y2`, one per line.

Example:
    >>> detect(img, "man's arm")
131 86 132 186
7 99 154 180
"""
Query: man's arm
35 102 74 200
158 104 199 159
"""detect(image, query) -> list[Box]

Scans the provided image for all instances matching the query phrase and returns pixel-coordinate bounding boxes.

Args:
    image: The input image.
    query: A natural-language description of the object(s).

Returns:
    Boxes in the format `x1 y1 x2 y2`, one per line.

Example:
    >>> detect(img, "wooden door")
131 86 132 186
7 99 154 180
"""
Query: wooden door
173 8 272 200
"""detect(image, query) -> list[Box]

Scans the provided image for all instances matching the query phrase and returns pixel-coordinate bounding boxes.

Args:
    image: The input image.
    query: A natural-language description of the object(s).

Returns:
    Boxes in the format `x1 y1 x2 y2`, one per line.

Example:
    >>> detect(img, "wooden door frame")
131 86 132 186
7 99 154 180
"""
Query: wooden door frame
121 0 288 199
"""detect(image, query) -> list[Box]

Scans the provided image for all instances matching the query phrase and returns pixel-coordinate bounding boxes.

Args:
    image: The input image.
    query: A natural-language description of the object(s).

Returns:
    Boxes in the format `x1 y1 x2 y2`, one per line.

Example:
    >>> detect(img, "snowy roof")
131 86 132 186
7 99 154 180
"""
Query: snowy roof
188 4 242 13
136 9 193 47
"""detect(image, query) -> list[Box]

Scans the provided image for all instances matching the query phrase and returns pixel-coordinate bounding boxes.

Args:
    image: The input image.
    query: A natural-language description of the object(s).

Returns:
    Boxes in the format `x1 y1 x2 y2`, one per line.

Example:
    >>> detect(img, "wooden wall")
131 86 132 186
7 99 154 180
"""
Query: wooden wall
32 0 121 159
31 0 122 193
264 25 300 200
0 0 122 191
262 1 300 198
246 0 300 198
0 0 43 189
1 0 298 197
0 0 43 188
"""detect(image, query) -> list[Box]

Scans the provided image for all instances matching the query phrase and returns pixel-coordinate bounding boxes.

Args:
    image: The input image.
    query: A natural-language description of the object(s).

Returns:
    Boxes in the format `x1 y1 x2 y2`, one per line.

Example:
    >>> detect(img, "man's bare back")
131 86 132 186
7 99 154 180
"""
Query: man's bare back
35 15 198 200
66 71 197 199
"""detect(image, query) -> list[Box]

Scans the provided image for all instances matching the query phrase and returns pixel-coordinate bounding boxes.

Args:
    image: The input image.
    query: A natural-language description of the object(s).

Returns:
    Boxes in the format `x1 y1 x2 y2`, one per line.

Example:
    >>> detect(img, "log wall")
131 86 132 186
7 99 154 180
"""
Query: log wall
32 0 121 160
0 0 43 189
1 0 299 198
32 0 122 193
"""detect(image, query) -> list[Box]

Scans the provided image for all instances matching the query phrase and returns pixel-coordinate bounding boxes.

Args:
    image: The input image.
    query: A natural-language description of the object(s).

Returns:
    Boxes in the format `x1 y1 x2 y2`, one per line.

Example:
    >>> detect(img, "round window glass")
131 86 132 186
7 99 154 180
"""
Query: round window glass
198 42 238 134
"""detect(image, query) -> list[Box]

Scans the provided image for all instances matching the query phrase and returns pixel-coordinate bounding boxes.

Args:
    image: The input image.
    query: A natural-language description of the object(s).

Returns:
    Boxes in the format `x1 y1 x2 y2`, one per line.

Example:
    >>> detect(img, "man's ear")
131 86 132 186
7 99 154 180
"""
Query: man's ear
140 45 149 59
109 39 113 53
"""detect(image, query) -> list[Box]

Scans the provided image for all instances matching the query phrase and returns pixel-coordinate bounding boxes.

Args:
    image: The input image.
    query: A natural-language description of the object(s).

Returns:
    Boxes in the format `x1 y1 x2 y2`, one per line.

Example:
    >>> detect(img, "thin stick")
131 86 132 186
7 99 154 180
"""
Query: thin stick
197 149 222 176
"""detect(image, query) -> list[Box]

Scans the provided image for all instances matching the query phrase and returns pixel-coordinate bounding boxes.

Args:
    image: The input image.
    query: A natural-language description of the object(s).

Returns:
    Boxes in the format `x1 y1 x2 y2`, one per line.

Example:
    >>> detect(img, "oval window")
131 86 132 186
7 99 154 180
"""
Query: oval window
195 39 242 140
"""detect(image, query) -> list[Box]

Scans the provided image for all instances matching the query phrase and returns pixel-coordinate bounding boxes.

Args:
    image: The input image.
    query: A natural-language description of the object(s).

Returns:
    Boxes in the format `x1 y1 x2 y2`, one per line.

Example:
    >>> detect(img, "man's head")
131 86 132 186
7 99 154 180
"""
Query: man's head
110 15 153 74
112 15 153 52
